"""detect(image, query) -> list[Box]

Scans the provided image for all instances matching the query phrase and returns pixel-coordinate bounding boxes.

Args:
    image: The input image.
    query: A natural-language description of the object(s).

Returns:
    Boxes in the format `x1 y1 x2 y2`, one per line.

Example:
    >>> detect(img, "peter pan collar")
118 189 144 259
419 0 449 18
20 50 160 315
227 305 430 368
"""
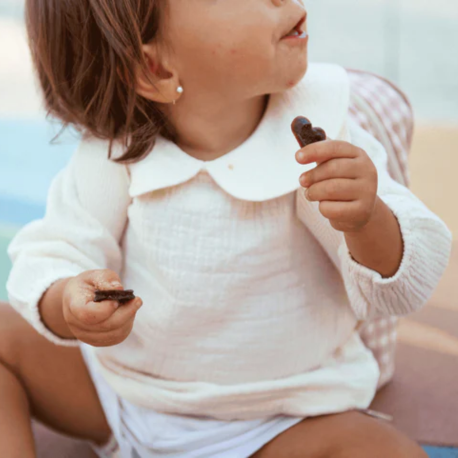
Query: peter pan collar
128 62 350 202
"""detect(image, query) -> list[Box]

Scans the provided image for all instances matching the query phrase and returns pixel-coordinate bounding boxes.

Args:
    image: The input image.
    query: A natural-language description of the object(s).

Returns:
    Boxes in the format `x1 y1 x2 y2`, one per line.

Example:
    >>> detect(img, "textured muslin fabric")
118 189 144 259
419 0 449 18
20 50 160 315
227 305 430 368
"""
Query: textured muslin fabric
6 62 452 423
81 342 307 458
347 68 415 389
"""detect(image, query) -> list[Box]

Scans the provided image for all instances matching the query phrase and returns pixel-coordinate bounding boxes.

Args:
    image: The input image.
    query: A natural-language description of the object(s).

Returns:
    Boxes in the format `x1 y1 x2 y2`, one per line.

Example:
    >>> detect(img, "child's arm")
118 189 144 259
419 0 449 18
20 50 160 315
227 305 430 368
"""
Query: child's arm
39 277 74 340
6 137 132 346
295 117 453 320
342 197 403 279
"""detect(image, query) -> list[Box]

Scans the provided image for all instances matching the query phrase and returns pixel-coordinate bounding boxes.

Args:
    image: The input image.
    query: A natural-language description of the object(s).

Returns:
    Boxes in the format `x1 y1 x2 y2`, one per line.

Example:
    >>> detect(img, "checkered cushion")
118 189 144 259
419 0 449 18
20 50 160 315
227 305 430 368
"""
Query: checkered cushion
347 68 414 389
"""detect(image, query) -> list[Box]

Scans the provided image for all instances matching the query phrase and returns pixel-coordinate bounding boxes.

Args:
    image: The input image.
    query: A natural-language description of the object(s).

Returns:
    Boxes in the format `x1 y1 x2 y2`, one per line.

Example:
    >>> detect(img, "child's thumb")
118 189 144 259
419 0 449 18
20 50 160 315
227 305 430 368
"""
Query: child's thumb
91 269 124 291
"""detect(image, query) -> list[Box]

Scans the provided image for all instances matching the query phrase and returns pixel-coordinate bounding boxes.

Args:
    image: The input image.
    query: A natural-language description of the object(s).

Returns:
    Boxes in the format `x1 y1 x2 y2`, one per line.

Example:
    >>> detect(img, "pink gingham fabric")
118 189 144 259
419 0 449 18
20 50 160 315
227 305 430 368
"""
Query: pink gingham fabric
347 68 414 389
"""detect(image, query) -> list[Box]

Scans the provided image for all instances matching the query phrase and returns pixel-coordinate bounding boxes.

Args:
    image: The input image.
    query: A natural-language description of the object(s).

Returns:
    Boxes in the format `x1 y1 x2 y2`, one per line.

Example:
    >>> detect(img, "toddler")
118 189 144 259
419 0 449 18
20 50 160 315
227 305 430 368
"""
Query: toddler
1 0 452 457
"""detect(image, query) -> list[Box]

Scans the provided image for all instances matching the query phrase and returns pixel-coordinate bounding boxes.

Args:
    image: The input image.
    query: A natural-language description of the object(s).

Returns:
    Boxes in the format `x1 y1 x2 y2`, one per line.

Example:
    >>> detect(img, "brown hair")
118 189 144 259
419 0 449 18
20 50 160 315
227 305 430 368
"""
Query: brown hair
25 0 176 164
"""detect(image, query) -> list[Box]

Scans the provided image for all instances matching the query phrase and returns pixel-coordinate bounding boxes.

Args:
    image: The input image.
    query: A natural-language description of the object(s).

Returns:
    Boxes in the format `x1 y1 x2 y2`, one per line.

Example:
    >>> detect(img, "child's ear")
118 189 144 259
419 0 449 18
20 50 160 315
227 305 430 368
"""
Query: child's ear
134 44 181 104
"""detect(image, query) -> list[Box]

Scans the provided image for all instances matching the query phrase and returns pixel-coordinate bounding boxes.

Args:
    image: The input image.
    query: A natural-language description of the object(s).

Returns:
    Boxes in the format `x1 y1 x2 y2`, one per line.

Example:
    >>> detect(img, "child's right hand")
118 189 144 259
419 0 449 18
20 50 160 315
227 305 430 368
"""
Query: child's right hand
62 269 143 347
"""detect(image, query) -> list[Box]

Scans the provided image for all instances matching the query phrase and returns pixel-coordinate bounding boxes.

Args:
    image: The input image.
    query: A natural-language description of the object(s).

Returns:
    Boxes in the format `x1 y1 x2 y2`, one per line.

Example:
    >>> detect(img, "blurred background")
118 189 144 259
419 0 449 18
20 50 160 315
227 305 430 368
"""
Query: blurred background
0 0 457 297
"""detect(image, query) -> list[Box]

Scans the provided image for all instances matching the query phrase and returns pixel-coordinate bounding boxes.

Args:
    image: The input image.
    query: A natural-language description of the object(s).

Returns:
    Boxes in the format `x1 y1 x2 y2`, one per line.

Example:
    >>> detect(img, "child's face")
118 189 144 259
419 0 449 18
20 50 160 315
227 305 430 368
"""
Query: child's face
165 0 308 98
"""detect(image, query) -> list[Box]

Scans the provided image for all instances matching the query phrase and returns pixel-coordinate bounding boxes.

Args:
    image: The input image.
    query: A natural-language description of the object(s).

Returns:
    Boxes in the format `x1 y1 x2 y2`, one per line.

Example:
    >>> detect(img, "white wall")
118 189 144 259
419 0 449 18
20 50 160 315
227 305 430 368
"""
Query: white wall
306 0 458 122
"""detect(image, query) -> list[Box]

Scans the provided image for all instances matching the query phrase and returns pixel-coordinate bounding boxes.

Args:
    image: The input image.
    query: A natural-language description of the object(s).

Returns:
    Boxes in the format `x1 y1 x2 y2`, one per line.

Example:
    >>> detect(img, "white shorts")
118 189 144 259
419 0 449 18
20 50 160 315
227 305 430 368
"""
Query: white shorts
80 343 305 458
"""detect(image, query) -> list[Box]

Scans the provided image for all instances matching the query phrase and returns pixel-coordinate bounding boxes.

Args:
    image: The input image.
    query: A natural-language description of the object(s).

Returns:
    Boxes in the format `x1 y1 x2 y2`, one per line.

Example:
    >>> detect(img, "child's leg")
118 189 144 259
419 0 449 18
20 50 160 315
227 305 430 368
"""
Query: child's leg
251 410 427 458
0 302 112 458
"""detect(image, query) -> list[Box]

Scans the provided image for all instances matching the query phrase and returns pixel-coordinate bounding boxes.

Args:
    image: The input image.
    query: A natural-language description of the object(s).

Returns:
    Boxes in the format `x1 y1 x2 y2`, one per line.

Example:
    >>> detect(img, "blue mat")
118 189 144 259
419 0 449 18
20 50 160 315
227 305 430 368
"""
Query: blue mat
0 119 77 220
424 447 458 457
0 119 78 300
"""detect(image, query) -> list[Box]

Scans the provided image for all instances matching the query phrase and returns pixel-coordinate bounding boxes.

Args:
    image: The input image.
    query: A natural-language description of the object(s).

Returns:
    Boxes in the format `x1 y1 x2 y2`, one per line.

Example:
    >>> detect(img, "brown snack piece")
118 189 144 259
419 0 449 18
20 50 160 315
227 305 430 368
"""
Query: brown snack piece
94 289 136 305
291 116 327 148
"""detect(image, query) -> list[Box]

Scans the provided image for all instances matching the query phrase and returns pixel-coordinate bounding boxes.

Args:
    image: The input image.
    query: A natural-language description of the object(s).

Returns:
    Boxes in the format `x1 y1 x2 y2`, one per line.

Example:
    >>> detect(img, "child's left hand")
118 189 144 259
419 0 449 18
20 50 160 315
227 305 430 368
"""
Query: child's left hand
295 140 379 233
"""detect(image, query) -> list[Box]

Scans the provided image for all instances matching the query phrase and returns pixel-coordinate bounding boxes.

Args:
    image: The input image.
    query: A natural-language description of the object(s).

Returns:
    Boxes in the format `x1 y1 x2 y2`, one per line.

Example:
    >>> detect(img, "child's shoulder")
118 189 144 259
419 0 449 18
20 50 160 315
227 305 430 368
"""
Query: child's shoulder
68 134 131 201
74 133 126 166
69 134 130 182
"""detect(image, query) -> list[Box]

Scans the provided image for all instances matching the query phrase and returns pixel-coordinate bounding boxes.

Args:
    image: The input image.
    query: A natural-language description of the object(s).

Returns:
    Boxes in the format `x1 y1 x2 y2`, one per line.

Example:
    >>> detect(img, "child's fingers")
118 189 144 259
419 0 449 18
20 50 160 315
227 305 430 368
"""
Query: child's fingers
82 297 143 333
70 297 120 326
296 140 360 165
67 269 127 326
74 319 135 348
85 269 124 291
305 178 359 202
318 200 363 223
300 158 359 188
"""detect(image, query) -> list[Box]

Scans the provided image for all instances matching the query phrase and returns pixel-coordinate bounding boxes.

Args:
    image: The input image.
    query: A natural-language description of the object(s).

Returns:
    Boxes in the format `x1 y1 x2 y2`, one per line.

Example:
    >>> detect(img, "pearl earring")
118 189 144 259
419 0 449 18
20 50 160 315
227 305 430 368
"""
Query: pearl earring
173 86 184 105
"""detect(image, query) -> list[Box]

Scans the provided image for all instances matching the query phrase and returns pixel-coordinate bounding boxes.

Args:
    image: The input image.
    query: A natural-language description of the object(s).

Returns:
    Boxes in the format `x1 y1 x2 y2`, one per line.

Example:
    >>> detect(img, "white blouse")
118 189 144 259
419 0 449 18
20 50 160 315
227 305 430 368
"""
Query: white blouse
7 63 452 421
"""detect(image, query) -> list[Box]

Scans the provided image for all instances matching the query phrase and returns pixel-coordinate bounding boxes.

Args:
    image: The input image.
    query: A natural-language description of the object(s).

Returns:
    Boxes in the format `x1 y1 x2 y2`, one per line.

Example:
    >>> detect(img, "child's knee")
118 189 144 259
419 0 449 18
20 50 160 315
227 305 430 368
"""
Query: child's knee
330 425 428 458
334 443 427 458
0 302 31 369
313 411 427 458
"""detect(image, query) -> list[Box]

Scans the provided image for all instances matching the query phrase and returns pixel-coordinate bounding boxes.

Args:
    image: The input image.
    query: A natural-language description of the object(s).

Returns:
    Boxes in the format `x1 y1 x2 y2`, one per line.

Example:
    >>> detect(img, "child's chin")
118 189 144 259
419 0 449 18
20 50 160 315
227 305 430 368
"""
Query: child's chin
285 61 309 90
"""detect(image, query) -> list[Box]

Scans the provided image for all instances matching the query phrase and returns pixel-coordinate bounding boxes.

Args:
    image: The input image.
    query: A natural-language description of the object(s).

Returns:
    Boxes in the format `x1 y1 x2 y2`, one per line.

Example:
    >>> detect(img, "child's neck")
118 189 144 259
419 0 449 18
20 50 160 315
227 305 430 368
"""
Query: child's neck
168 93 270 162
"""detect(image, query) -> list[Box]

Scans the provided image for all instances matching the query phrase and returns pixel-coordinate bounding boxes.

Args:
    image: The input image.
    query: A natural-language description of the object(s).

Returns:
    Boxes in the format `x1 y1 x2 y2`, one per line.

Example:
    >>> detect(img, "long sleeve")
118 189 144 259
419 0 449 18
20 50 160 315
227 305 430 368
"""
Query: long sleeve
296 117 453 320
6 136 132 346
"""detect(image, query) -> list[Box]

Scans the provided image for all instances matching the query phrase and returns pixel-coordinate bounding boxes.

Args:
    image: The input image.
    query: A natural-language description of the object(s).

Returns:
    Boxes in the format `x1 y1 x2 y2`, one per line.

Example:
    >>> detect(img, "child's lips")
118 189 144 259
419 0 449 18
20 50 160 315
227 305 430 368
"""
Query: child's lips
282 30 309 41
282 14 307 39
296 15 307 32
